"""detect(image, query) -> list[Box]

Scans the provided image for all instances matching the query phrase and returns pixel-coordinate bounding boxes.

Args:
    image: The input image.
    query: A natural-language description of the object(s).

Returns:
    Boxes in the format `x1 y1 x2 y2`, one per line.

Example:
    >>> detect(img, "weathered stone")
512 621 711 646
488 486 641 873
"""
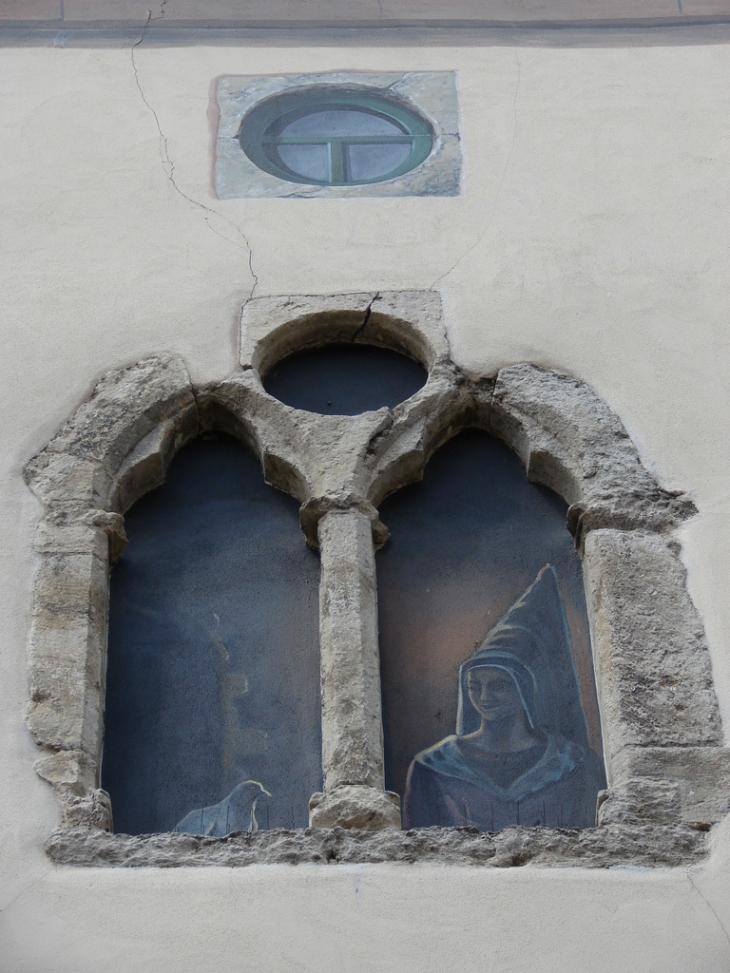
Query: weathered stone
240 290 449 372
366 363 487 506
114 407 199 513
36 509 127 561
35 749 97 795
34 520 110 561
583 529 722 759
23 451 113 508
59 789 113 832
596 778 682 827
491 364 696 541
299 494 389 550
44 821 708 869
316 509 386 796
26 354 195 480
309 785 401 830
198 369 394 509
612 746 730 825
33 553 108 620
27 608 106 754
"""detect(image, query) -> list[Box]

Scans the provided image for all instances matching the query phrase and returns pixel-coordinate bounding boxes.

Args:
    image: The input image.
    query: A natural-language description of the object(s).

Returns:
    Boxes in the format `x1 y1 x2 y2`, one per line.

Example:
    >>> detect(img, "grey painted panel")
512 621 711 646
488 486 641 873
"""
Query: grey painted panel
377 430 606 831
102 435 321 835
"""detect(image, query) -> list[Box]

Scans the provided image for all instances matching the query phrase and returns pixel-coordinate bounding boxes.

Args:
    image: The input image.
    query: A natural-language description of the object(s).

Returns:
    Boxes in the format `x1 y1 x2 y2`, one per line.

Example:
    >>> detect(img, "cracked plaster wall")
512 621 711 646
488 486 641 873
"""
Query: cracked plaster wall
2 26 730 973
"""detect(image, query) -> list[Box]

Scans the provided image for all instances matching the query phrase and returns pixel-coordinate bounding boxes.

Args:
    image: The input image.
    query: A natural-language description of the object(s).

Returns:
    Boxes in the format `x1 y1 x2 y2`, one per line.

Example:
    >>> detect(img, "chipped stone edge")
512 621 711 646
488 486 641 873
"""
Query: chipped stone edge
23 292 729 866
44 822 710 869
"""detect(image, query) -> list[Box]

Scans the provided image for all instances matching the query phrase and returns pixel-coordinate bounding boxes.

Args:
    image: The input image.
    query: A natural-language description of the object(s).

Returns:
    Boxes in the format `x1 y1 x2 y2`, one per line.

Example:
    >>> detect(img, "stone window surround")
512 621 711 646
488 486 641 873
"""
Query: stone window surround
25 290 730 868
214 72 461 199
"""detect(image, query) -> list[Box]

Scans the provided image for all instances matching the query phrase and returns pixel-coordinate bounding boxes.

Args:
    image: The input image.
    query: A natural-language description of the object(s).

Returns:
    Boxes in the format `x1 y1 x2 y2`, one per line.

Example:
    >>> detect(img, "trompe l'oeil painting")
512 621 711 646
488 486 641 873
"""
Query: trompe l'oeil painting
402 566 604 830
378 431 606 833
103 430 605 836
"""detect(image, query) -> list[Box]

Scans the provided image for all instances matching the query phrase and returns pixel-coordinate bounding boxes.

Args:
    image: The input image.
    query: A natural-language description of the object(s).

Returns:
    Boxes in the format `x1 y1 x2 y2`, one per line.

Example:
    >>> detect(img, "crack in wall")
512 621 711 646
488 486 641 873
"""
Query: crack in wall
429 50 522 291
687 870 730 956
0 867 53 917
350 293 380 342
130 11 259 304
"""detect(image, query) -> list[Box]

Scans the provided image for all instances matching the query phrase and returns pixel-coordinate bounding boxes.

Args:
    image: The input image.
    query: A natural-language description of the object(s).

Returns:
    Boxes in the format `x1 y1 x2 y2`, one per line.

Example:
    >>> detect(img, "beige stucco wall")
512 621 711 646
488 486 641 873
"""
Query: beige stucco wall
1 28 730 971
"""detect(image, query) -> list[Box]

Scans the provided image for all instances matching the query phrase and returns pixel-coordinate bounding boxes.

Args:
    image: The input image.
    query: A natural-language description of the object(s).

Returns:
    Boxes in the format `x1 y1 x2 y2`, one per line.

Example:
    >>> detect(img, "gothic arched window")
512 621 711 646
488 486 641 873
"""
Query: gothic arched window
24 291 729 867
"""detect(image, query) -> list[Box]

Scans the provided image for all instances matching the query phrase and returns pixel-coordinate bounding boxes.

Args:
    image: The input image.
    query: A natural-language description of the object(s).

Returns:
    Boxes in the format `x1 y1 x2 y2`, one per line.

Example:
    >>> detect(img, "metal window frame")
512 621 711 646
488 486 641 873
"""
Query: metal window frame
238 89 433 187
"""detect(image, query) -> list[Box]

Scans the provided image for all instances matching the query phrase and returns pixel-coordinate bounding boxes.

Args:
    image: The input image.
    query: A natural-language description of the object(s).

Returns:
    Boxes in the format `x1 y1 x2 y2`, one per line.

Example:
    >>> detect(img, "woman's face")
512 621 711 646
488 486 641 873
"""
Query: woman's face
467 667 525 722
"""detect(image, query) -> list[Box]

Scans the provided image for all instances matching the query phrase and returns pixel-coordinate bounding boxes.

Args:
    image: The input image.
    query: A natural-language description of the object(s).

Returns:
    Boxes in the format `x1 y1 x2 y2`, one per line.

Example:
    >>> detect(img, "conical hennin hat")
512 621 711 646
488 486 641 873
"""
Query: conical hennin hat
455 565 585 740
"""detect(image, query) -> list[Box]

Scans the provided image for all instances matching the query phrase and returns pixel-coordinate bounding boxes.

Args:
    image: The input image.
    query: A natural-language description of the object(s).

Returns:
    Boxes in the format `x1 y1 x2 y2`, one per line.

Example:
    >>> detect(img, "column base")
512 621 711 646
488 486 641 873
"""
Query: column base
309 785 401 830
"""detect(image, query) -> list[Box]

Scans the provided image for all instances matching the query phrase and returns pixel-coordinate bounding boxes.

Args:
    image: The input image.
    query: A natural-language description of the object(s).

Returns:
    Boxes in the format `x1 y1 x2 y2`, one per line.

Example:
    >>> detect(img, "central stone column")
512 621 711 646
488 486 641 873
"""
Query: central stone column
308 507 401 829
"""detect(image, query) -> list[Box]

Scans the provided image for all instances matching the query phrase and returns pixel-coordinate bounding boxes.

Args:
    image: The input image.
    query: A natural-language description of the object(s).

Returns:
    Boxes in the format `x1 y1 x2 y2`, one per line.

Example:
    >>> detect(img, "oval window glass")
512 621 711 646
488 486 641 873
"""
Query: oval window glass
239 89 433 187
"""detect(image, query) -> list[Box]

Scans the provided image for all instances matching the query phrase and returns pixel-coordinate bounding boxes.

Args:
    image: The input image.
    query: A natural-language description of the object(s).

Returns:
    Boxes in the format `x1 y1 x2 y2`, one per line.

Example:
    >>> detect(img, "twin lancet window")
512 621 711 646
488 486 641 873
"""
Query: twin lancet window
102 333 606 836
27 293 728 867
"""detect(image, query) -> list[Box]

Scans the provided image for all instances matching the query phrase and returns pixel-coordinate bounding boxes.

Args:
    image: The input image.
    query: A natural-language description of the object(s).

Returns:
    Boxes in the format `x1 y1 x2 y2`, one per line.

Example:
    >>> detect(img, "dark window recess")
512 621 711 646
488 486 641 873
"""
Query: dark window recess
263 343 427 416
102 435 321 836
377 430 607 832
238 88 433 187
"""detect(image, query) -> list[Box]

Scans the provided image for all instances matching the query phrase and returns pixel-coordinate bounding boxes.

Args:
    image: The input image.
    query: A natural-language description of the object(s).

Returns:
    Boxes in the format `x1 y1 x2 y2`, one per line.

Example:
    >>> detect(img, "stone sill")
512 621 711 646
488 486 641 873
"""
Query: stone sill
45 823 710 869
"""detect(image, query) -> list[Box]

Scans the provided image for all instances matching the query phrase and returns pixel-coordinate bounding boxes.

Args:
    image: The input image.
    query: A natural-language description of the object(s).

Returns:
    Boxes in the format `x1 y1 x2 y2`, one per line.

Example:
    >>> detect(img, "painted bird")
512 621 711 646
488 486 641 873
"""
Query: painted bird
173 780 272 836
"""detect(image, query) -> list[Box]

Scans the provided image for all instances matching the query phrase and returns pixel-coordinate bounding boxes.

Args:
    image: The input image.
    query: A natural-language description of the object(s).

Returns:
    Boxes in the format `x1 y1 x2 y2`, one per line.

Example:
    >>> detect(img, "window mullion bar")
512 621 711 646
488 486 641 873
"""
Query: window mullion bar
330 139 347 184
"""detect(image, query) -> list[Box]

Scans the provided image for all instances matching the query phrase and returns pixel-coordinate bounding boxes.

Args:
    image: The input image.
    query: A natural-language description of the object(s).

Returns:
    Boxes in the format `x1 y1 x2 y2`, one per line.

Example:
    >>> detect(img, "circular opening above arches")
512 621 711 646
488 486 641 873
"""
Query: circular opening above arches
262 342 428 415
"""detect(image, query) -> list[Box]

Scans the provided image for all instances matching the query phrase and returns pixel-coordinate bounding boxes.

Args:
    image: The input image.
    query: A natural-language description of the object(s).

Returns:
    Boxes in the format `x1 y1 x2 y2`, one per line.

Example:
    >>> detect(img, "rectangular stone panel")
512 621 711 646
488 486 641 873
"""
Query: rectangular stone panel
583 529 722 759
613 746 730 824
34 553 108 623
34 521 110 561
27 608 107 755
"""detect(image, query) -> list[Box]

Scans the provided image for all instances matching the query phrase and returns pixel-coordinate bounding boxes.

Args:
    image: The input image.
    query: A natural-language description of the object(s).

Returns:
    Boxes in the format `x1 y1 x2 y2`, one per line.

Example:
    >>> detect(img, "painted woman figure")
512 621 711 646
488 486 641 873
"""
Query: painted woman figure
403 566 605 831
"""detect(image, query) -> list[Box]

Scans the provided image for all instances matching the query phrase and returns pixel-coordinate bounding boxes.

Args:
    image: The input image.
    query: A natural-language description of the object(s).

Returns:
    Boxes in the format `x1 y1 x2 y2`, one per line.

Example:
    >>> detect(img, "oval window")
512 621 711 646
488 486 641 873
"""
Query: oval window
238 89 434 187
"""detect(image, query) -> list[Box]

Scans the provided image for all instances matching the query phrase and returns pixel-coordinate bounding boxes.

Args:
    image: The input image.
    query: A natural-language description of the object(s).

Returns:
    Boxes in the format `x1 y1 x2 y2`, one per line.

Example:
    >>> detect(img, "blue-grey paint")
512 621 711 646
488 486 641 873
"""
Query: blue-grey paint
263 343 427 415
377 430 605 822
102 435 321 835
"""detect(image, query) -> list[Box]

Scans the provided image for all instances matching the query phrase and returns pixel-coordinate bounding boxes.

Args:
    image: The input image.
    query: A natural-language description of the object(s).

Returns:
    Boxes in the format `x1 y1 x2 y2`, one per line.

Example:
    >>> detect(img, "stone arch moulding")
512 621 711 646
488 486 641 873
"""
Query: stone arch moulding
24 290 730 868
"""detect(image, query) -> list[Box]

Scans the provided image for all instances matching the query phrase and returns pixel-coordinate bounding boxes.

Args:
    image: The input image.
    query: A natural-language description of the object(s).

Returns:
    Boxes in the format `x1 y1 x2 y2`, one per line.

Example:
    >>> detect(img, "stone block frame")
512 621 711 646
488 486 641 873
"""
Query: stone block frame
24 291 730 867
214 72 461 199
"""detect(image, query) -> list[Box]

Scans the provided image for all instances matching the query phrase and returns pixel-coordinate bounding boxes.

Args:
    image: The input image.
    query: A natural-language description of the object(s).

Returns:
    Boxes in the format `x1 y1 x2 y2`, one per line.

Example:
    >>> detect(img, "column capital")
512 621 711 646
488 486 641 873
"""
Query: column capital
299 493 389 550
